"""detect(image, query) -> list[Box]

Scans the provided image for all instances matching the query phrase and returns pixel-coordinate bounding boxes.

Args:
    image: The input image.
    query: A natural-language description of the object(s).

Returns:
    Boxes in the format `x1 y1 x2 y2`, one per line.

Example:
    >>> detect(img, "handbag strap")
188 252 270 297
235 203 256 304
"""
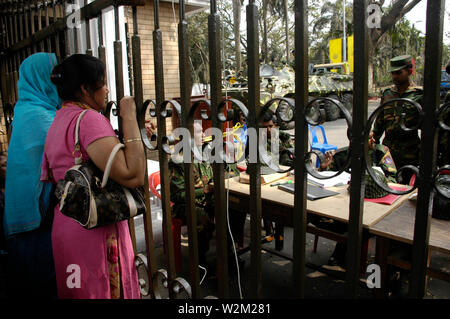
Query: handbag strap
101 143 125 188
73 110 89 165
73 109 125 188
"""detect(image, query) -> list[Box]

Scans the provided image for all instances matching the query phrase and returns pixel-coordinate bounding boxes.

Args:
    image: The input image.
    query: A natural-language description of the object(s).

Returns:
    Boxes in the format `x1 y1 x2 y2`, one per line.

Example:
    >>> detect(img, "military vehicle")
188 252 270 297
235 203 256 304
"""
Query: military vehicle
223 62 353 129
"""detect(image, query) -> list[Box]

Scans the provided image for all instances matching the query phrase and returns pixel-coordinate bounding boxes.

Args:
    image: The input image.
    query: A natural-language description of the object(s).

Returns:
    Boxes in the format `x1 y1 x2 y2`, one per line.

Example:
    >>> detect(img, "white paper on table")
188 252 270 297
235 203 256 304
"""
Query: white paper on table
307 171 351 188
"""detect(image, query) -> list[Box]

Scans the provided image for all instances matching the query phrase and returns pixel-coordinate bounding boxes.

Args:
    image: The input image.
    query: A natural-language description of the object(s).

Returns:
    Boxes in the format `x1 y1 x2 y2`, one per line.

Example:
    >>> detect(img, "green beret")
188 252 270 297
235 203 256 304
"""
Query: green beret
389 55 413 72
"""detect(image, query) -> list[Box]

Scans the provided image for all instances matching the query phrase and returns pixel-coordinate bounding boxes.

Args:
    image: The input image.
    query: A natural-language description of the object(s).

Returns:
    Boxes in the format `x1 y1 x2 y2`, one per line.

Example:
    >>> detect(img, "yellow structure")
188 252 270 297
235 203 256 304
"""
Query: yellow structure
329 36 354 73
329 38 342 64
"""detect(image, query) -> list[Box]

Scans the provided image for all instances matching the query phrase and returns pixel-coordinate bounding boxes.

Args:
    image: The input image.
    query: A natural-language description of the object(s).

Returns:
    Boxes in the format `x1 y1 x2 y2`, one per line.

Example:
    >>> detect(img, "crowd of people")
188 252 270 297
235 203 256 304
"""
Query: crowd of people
0 51 448 299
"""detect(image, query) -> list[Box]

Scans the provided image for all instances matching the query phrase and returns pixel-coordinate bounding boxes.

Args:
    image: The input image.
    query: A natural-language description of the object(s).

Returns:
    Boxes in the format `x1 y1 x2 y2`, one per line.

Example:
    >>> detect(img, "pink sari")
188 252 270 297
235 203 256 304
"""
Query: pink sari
41 103 140 299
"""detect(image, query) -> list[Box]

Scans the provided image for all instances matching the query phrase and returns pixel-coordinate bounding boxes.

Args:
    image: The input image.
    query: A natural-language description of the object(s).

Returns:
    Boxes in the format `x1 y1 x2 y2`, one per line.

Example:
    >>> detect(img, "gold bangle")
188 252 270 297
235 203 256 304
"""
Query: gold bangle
124 137 142 143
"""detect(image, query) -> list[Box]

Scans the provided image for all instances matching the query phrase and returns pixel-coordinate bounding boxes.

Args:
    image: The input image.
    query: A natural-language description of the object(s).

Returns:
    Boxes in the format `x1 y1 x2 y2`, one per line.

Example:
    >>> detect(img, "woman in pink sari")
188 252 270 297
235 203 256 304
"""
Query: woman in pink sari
41 54 143 299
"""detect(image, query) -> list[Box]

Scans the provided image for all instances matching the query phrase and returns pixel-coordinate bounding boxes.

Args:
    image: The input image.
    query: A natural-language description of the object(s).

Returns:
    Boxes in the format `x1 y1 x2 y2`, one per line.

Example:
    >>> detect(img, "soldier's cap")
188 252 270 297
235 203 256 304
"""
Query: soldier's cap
389 55 413 72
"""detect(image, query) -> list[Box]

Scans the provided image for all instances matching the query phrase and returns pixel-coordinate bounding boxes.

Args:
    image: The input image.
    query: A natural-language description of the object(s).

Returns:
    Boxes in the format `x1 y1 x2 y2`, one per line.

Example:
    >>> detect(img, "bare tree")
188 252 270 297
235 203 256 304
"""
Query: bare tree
233 0 243 73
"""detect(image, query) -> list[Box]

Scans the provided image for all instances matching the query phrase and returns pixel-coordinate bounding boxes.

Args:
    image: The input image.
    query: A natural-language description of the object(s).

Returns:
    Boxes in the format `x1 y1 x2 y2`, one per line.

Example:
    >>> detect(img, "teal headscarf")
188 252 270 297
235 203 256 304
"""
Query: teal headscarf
4 53 61 238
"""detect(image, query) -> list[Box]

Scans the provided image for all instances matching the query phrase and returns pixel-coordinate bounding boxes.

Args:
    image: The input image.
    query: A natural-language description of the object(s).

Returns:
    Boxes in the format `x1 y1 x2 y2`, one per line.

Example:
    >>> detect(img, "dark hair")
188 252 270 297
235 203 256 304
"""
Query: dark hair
50 54 105 101
263 110 276 124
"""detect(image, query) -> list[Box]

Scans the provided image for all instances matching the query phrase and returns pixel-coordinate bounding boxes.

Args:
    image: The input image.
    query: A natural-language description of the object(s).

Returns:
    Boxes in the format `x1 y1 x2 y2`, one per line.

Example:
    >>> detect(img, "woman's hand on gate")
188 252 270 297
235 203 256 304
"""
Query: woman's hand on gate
119 96 137 121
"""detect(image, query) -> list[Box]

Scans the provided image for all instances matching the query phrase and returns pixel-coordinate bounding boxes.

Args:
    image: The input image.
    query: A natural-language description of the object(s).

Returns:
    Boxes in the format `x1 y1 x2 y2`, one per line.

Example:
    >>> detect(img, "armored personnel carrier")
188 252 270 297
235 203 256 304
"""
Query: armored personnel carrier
222 62 354 129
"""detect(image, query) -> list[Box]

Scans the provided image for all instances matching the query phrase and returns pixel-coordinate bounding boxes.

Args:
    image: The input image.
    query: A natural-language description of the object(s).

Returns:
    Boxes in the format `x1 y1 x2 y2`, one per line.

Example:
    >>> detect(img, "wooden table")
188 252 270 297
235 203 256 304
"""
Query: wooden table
226 175 413 228
369 199 450 298
225 175 414 275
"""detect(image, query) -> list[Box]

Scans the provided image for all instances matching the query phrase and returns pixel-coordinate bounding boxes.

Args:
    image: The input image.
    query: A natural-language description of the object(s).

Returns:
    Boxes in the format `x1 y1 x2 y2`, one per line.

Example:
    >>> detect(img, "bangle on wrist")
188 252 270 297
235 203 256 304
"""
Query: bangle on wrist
124 137 142 144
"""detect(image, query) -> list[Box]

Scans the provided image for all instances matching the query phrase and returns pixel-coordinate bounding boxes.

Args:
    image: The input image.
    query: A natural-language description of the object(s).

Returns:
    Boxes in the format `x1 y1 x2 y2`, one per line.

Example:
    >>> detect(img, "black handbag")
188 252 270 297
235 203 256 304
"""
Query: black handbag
55 110 146 229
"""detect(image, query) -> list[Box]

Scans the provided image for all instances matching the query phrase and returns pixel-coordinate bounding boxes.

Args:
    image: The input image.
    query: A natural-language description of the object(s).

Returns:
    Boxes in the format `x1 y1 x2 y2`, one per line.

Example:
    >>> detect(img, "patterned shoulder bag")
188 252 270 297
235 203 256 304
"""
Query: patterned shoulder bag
55 110 146 229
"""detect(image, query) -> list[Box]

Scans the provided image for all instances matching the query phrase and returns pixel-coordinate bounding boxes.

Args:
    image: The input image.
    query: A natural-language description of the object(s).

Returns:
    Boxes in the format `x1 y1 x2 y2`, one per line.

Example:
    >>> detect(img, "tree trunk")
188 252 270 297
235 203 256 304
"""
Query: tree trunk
263 0 268 63
368 56 375 94
284 0 289 64
232 0 242 73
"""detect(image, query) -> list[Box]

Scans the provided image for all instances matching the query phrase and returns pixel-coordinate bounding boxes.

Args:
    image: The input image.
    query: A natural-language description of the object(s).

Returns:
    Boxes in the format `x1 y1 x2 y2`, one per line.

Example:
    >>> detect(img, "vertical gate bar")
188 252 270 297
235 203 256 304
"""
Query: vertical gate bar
208 0 229 298
18 1 23 58
178 0 200 299
122 13 136 258
112 4 133 254
130 4 158 299
44 0 52 52
19 1 25 62
346 0 368 298
73 2 79 54
63 0 70 57
23 1 30 55
152 0 176 298
113 5 124 104
52 0 60 60
13 1 18 47
293 0 308 299
4 5 11 50
0 60 9 128
9 2 14 52
13 54 18 100
122 7 138 260
409 0 445 299
84 0 92 55
246 0 262 299
4 5 10 50
1 14 7 52
30 0 36 52
124 22 132 95
36 0 44 51
6 55 12 105
7 62 14 107
97 8 106 67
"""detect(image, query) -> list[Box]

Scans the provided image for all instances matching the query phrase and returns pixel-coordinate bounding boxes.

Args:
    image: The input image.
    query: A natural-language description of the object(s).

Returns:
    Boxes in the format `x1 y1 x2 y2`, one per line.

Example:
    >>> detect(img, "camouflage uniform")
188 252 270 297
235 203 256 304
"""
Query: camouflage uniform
169 158 245 262
373 55 423 171
169 160 214 224
373 85 423 170
265 130 295 167
169 159 215 262
328 144 398 183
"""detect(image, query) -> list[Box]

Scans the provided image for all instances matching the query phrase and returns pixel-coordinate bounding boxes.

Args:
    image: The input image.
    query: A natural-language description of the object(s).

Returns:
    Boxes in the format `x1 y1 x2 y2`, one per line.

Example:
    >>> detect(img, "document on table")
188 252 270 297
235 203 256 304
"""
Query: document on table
307 171 351 188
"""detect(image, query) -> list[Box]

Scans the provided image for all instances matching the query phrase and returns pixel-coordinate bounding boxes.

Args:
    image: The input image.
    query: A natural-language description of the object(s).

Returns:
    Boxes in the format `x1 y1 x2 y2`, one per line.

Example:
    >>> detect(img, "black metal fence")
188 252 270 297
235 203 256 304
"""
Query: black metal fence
0 0 447 299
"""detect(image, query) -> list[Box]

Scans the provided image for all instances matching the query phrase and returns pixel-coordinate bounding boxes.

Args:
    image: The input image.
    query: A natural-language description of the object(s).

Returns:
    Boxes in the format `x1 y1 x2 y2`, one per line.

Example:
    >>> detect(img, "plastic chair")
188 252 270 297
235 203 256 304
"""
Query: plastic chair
148 171 182 273
308 125 337 252
309 124 338 168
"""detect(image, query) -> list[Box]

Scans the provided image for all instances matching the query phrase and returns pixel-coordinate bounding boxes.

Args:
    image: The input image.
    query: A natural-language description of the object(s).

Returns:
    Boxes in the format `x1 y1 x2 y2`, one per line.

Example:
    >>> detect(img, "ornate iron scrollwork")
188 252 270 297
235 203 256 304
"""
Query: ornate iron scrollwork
257 97 296 174
304 97 353 180
364 97 424 195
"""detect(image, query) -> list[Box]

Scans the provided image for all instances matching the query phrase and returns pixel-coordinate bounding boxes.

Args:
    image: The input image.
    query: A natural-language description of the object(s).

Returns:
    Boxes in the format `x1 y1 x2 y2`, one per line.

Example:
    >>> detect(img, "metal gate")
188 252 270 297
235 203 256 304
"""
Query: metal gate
0 0 448 299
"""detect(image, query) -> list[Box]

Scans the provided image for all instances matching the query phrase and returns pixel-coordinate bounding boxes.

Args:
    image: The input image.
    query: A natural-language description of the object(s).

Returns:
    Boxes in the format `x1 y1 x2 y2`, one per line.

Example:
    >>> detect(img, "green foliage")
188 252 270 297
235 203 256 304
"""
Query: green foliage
373 17 426 87
186 0 448 92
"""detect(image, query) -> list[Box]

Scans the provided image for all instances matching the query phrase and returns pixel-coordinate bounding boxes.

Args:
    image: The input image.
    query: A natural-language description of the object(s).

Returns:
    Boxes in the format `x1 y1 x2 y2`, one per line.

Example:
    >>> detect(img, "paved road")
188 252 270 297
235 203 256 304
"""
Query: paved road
285 98 380 149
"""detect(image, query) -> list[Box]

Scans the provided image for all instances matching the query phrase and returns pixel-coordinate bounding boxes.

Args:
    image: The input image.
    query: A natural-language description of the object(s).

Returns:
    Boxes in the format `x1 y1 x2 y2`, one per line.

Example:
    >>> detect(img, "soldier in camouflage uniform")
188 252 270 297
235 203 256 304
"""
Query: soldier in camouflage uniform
261 110 295 168
169 122 245 267
257 111 295 249
321 139 398 185
169 123 215 265
372 55 423 181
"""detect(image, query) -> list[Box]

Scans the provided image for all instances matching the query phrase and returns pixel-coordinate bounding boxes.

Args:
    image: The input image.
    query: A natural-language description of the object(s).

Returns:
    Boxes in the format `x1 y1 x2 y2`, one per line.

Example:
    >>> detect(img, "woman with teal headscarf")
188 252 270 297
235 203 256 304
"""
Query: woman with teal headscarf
3 52 60 298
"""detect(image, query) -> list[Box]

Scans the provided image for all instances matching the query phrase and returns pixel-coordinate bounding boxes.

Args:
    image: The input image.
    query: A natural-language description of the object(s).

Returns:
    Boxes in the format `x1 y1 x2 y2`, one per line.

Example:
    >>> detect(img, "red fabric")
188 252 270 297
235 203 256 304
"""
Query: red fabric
364 186 410 205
